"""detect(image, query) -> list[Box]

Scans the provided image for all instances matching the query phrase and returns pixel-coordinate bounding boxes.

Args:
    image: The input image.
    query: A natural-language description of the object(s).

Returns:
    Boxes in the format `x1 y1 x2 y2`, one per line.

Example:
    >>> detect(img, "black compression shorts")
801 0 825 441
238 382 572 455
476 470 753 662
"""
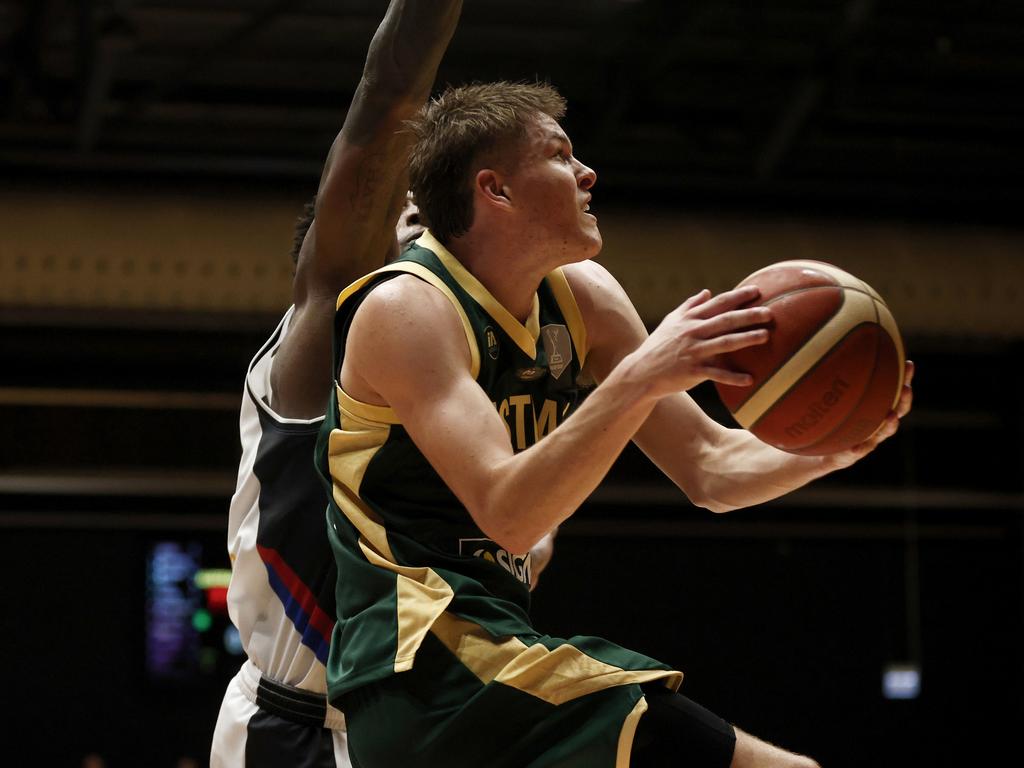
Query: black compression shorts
630 684 737 768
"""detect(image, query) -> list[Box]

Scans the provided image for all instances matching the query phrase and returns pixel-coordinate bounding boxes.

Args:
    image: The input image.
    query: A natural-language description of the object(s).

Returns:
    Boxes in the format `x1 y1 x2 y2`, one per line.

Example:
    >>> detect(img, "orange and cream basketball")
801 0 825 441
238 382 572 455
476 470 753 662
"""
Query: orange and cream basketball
715 260 906 456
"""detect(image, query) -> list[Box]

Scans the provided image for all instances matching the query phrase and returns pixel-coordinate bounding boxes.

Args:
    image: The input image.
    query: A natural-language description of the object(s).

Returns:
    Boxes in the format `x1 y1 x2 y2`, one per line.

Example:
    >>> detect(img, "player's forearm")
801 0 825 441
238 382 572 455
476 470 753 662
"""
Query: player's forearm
476 357 658 553
319 0 461 185
363 0 462 99
689 427 833 513
312 0 461 261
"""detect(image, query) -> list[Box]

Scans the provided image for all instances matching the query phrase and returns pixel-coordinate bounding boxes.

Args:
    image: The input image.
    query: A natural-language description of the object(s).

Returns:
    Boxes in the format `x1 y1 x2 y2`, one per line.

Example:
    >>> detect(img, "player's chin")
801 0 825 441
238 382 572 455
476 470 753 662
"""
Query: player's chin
561 231 602 264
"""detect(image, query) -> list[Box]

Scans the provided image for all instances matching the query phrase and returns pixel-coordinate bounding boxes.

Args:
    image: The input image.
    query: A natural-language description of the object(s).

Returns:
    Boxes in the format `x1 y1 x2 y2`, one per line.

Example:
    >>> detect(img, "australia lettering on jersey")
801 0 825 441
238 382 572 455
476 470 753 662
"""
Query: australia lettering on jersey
459 537 532 586
493 395 566 450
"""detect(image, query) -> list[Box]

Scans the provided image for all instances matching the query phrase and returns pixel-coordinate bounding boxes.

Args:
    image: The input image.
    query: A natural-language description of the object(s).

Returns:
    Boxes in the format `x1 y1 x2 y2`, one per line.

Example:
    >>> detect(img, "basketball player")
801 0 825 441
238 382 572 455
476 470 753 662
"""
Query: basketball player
316 82 914 768
210 2 465 766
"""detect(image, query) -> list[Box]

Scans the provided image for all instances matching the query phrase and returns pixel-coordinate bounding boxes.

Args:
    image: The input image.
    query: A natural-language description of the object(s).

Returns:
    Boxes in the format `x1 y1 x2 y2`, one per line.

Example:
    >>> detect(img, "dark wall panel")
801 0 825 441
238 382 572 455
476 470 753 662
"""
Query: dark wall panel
8 514 1020 767
531 520 1021 768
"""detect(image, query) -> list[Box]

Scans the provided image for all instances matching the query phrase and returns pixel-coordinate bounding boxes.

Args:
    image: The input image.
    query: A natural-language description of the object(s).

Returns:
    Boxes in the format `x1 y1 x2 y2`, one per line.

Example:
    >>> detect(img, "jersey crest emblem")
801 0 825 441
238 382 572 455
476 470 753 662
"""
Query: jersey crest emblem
541 324 572 380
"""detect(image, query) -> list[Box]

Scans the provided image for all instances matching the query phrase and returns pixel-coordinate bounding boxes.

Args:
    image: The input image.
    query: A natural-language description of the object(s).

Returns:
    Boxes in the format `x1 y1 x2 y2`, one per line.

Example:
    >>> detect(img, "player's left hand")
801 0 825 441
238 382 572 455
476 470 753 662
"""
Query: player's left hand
824 360 915 470
528 529 558 591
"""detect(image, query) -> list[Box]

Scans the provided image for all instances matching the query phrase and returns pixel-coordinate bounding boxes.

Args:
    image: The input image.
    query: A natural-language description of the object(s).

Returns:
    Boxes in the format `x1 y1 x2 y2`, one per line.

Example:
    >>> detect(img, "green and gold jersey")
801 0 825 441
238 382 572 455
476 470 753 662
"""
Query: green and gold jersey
315 231 595 699
318 233 684 766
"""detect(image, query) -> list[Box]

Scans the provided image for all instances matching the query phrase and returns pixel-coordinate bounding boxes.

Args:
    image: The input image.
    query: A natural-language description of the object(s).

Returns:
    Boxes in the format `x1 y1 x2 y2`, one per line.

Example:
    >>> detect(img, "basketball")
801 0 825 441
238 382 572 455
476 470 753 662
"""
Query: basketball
714 260 906 455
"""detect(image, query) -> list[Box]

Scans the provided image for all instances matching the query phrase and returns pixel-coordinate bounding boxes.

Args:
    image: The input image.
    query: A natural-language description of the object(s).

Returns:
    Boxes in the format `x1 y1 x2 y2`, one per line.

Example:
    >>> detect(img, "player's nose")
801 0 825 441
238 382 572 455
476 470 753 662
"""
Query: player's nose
576 160 596 190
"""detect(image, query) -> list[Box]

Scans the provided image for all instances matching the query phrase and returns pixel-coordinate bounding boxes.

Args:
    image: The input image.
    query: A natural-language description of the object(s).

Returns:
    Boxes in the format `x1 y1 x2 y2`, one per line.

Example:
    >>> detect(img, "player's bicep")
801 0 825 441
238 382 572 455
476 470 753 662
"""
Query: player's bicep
342 278 515 515
403 374 517 518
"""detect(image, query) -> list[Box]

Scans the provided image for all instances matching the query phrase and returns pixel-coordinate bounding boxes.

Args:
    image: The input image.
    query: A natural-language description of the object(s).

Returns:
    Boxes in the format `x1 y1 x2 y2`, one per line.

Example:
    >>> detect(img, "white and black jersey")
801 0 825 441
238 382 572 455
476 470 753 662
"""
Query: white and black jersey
212 307 349 768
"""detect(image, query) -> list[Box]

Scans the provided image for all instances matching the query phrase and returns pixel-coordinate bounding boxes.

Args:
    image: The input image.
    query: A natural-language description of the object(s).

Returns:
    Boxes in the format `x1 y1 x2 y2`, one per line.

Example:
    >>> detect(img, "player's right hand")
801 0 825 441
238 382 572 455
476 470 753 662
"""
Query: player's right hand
629 285 772 397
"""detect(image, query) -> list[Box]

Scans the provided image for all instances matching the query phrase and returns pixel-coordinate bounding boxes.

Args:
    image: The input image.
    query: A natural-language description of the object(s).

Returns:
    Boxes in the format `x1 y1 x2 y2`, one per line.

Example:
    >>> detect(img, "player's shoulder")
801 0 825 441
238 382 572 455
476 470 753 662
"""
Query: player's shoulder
559 259 634 317
345 270 474 384
350 272 464 343
560 258 609 282
557 259 648 373
359 271 448 310
561 259 628 294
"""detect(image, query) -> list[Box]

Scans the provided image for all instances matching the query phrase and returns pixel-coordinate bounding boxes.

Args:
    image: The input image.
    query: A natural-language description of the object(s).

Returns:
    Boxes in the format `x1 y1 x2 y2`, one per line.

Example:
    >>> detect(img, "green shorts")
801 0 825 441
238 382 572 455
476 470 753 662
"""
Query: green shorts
341 611 682 768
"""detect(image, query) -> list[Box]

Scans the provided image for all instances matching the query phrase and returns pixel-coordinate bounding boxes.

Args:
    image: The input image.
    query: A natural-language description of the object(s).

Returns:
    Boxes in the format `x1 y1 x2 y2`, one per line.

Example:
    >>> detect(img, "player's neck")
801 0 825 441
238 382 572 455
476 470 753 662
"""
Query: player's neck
447 233 547 324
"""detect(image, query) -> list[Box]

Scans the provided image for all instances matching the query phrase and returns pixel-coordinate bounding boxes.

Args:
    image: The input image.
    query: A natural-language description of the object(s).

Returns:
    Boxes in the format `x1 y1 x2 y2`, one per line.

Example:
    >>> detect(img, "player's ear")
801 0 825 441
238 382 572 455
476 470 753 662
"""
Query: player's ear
476 169 512 208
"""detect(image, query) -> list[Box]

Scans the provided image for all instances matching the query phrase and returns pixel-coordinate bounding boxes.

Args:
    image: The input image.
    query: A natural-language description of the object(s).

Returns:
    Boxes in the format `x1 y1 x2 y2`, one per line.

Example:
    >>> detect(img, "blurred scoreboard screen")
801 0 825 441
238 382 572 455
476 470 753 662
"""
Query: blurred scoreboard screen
145 539 243 682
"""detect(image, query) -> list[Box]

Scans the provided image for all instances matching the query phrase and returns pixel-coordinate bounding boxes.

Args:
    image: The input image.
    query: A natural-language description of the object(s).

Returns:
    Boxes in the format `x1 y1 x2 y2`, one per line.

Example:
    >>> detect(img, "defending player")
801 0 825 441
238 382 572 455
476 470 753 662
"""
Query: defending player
210 2 464 765
317 82 914 767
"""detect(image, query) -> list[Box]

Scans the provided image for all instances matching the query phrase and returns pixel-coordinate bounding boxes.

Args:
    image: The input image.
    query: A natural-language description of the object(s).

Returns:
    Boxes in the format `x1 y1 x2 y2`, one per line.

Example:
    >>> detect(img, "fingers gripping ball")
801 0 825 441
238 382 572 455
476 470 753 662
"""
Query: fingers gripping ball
714 260 906 455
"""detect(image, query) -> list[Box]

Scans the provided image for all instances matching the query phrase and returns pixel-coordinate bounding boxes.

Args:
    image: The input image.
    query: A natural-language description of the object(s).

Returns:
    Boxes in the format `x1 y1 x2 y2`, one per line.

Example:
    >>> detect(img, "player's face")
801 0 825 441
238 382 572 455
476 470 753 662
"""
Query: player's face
504 114 600 263
396 192 424 250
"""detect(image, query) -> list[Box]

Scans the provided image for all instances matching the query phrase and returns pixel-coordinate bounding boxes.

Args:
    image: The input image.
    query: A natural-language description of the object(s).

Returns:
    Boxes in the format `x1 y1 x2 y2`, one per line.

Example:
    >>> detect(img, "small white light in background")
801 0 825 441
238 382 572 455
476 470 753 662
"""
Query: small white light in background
882 664 921 700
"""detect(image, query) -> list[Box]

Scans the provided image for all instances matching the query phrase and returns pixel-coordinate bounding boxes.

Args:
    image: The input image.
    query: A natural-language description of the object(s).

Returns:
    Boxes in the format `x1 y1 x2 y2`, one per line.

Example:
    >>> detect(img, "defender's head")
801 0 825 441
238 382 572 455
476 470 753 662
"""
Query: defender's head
291 192 425 268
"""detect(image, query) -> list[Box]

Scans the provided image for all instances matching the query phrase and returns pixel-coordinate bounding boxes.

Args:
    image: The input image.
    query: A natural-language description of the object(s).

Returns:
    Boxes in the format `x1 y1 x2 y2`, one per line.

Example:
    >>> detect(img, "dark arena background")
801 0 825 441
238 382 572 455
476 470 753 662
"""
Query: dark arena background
2 1 1022 766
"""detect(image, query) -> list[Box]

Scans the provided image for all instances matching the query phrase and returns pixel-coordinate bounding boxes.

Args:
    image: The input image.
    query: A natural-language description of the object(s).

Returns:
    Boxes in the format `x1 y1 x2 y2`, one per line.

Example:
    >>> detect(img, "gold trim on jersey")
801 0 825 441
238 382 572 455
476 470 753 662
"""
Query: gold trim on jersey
428 611 529 682
331 256 483 425
419 230 541 359
493 637 682 705
337 386 399 426
393 571 457 671
617 697 649 768
336 259 482 381
428 611 682 707
545 267 588 368
429 608 673 768
328 407 394 558
328 403 455 673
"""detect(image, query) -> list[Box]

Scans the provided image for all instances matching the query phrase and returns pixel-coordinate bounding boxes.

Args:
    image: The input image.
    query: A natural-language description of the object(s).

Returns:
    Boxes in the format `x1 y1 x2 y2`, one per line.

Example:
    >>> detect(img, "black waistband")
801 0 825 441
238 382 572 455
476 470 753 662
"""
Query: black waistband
255 677 329 729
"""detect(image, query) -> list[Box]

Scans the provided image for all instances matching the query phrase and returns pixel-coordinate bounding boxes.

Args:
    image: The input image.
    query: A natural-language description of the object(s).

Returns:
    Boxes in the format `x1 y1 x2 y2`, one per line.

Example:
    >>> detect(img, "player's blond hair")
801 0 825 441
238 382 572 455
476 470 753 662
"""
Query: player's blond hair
407 81 567 243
